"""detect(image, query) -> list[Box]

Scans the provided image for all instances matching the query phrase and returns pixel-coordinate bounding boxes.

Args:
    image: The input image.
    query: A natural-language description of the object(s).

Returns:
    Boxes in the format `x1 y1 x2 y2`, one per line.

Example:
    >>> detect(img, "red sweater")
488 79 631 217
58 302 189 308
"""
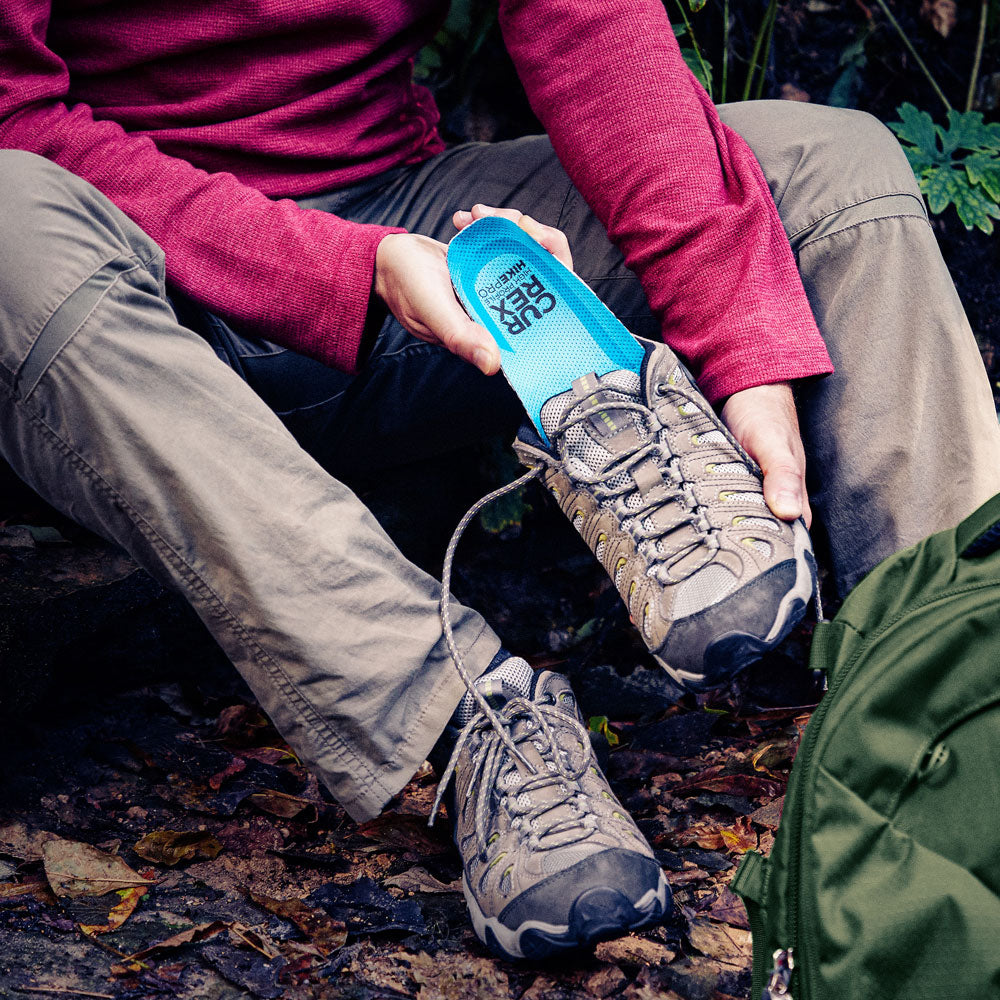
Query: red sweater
0 0 833 402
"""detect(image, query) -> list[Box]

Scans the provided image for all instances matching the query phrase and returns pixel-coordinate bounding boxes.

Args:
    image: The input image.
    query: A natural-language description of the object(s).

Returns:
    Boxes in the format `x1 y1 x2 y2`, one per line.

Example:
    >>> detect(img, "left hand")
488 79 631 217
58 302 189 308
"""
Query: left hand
453 204 574 271
720 382 812 529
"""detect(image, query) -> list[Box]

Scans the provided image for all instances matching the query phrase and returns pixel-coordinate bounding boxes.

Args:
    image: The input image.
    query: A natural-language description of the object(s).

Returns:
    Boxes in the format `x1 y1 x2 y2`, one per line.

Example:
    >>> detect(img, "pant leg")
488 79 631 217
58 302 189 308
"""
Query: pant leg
0 150 500 821
713 101 1000 594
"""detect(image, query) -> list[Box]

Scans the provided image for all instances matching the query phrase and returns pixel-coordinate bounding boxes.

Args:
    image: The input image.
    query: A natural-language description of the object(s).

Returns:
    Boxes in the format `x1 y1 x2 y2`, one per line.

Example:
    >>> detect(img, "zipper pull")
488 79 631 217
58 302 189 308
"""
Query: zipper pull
761 947 794 999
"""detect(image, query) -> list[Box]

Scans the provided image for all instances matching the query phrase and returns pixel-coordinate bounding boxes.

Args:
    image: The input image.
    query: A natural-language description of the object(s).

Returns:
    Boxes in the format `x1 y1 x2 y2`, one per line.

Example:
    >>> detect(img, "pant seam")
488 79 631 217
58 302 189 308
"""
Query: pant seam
18 255 143 402
15 385 385 794
788 191 928 242
797 211 933 252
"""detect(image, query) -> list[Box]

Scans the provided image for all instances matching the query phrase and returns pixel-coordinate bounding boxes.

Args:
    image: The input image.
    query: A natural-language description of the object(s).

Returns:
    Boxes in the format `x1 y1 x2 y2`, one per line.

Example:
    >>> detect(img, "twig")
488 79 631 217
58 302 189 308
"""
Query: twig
754 0 779 101
742 0 778 101
721 0 730 104
872 0 952 112
672 0 713 98
966 0 989 112
13 987 114 999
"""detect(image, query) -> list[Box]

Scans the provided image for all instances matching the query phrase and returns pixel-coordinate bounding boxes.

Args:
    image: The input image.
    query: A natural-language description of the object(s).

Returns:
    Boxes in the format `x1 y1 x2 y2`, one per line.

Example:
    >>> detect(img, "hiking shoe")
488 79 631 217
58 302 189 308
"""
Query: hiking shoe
512 340 816 691
433 666 670 961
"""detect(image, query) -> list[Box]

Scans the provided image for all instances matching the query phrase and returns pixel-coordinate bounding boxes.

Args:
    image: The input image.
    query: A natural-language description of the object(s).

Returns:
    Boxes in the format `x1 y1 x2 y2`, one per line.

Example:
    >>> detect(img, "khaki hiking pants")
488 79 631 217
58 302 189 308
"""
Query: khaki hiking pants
2 101 999 820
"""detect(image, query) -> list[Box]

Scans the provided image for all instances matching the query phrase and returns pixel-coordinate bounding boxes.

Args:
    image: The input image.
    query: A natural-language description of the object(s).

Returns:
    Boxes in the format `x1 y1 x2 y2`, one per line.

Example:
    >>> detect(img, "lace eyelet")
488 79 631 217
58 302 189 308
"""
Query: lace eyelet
654 381 668 397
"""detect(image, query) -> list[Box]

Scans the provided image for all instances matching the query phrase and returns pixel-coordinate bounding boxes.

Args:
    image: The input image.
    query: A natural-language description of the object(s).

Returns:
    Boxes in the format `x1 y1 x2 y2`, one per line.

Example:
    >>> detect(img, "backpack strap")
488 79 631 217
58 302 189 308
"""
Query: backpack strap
956 492 1000 559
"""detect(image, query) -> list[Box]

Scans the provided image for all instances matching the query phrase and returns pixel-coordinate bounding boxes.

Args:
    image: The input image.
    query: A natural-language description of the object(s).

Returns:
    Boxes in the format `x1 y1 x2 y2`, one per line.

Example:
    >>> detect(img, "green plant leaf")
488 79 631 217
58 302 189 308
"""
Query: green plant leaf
588 716 620 748
681 47 713 92
889 103 942 159
921 166 1000 233
940 109 998 155
965 152 1000 202
688 0 708 11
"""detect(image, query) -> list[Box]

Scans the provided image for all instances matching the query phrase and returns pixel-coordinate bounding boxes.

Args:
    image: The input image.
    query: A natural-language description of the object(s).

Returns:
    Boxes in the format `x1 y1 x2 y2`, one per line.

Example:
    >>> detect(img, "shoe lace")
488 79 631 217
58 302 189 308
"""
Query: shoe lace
430 470 600 855
548 379 756 583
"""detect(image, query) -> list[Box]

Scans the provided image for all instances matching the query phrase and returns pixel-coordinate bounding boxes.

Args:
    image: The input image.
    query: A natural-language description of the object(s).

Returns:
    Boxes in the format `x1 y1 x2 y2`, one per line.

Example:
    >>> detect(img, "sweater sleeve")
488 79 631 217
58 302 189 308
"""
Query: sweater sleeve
498 0 834 403
0 0 402 374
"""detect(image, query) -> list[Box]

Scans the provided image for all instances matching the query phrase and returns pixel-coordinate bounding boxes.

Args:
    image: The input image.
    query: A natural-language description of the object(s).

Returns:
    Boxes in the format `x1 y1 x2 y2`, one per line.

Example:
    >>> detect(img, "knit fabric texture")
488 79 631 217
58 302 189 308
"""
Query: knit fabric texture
0 0 833 397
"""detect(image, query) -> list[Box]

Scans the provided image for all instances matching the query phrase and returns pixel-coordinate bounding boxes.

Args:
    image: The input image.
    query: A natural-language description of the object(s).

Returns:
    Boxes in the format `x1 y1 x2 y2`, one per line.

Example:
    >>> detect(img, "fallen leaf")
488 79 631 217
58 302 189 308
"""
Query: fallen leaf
749 795 785 830
134 829 224 866
208 756 247 790
407 950 508 1000
0 879 51 901
687 918 752 965
42 838 155 899
0 822 58 861
308 877 426 936
129 920 230 959
672 772 783 800
383 866 462 895
921 0 957 36
707 886 751 930
248 889 348 956
247 789 317 819
79 885 148 934
215 704 273 746
594 934 676 968
672 815 757 853
356 812 451 856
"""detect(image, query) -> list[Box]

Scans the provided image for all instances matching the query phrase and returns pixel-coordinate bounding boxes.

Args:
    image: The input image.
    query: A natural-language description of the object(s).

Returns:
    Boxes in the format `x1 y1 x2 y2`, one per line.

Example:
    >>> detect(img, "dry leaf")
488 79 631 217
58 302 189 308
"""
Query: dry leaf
687 919 752 965
247 789 317 819
407 950 509 1000
247 889 347 956
79 885 148 934
134 830 224 866
673 815 757 853
594 934 676 968
357 813 451 856
749 795 785 830
0 822 58 861
780 82 811 102
921 0 957 36
42 838 155 899
384 866 462 894
129 920 230 959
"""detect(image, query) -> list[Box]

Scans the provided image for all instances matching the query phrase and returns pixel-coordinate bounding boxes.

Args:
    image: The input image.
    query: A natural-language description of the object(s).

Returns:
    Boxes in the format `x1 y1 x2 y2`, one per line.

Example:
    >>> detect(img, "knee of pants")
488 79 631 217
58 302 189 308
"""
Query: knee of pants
0 151 165 376
783 106 924 229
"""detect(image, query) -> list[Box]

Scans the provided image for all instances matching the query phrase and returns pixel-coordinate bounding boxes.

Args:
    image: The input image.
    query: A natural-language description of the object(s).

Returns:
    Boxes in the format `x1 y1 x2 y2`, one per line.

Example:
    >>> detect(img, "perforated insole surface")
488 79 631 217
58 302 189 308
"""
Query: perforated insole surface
447 216 645 442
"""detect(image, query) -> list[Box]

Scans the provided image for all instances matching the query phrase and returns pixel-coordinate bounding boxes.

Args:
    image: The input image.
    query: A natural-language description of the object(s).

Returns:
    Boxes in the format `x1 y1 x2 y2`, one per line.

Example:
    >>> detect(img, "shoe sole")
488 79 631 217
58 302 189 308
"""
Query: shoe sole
655 519 816 691
448 215 645 443
463 866 670 962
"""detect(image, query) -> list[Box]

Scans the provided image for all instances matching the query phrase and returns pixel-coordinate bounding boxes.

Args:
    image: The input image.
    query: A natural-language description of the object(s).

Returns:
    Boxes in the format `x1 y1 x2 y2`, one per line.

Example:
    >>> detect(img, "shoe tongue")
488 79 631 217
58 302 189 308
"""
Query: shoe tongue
539 370 644 473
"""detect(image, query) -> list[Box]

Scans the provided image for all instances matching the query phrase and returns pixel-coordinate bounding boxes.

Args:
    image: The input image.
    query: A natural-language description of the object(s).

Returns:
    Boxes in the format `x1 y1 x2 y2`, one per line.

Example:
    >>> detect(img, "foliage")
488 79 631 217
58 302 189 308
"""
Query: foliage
889 103 1000 233
588 714 621 747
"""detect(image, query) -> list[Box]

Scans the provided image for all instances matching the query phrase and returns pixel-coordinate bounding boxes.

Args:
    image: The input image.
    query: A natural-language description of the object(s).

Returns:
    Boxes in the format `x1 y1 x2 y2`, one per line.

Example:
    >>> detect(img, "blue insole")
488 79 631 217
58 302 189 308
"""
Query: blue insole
447 216 645 442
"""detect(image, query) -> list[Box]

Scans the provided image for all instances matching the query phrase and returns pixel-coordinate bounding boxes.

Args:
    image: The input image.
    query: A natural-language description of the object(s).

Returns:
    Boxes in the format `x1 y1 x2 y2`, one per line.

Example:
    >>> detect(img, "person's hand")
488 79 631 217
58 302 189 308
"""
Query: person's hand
373 204 572 377
720 382 812 529
374 231 500 375
452 204 573 270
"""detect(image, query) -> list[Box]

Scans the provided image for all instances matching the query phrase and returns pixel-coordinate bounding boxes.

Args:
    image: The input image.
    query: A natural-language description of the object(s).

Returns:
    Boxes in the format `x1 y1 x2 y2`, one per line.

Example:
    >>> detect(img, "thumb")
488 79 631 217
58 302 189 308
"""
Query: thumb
761 459 811 527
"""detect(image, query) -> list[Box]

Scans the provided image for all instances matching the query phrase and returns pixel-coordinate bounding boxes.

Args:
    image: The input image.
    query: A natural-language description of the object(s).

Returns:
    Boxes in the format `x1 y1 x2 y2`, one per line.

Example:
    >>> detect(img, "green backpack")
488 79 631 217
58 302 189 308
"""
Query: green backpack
731 492 1000 1000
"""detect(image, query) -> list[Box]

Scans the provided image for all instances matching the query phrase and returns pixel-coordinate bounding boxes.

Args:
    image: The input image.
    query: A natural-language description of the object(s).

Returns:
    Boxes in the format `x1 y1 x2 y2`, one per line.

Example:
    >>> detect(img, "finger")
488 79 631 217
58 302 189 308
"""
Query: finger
518 214 573 270
431 305 500 375
761 461 806 522
452 209 473 230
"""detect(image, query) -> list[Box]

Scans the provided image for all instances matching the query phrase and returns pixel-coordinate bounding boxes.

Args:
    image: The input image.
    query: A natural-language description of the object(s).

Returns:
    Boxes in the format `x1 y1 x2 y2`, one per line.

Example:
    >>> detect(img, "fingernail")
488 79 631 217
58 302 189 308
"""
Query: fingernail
776 490 800 515
474 348 493 372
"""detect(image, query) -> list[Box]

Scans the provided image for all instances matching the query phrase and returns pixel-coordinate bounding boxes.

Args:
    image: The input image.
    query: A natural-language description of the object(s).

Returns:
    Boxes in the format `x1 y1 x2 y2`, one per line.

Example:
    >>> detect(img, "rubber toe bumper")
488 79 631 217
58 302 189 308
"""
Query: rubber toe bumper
475 849 671 961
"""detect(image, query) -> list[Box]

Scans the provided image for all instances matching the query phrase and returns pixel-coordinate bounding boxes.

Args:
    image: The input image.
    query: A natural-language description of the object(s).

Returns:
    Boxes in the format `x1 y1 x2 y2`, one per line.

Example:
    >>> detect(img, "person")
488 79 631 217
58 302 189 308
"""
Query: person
1 0 999 961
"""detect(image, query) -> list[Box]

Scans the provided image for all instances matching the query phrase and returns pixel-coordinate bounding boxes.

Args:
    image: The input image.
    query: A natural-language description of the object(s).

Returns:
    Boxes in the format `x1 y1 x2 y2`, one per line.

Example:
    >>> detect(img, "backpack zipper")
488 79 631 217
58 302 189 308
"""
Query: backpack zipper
761 947 795 999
